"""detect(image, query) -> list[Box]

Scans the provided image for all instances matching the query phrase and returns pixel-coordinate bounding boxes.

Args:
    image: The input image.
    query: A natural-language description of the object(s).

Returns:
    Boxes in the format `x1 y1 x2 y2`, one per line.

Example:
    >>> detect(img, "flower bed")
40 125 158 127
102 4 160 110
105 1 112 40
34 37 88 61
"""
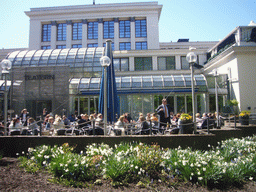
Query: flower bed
18 136 256 189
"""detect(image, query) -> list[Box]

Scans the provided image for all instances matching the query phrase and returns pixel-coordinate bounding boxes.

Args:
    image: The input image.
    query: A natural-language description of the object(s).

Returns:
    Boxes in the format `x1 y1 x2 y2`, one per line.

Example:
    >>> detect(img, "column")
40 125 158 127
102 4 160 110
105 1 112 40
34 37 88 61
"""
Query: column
82 19 88 47
51 21 57 49
129 56 134 71
114 18 119 51
130 17 135 50
175 55 181 70
98 18 103 47
152 56 158 70
66 20 72 48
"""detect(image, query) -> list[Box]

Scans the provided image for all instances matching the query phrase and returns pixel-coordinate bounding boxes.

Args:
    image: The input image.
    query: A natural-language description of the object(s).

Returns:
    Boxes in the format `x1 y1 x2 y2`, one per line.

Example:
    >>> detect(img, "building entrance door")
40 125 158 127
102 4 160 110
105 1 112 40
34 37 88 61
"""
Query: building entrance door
26 100 52 120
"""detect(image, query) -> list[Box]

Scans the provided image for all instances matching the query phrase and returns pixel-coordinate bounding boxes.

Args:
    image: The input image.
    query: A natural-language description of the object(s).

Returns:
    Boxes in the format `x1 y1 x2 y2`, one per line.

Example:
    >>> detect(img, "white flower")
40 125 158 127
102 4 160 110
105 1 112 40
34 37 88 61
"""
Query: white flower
28 148 34 153
43 161 46 165
74 164 78 167
60 163 63 167
191 173 194 176
138 171 141 175
249 177 253 180
203 167 206 171
135 166 138 169
198 177 203 180
65 169 69 172
130 164 134 168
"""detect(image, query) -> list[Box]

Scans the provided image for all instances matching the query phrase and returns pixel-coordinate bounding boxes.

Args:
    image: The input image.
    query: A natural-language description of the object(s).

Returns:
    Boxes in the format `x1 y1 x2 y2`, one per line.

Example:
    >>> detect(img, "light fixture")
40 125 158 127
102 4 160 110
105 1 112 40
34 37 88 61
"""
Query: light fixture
0 59 12 74
100 56 111 67
186 50 197 134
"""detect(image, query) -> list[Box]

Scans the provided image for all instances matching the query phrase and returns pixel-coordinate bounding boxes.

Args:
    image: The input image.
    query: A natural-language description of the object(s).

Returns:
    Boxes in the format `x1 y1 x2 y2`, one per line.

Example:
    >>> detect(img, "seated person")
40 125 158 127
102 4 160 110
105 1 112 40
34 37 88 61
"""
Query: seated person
9 117 22 135
196 113 203 129
114 115 126 135
95 113 104 128
151 113 159 127
45 116 54 134
137 116 150 135
62 115 70 127
24 117 39 135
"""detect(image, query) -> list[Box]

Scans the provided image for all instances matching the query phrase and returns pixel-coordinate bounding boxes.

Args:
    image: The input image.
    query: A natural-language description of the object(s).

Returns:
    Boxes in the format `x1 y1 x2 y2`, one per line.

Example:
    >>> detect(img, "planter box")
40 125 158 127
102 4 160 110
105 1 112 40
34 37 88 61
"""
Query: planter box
239 116 249 125
179 120 193 134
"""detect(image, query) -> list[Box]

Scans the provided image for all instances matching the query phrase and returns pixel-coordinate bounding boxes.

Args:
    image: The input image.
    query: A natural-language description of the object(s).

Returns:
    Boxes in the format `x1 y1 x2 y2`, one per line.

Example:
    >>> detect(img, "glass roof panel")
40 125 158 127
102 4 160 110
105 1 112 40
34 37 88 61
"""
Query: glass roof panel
79 78 90 89
6 51 20 62
152 76 163 87
30 50 44 66
115 77 121 88
163 76 174 87
132 76 142 88
48 49 61 65
183 75 191 87
173 75 185 87
39 50 53 65
142 76 152 88
89 78 100 89
13 50 28 66
121 77 131 88
57 49 69 64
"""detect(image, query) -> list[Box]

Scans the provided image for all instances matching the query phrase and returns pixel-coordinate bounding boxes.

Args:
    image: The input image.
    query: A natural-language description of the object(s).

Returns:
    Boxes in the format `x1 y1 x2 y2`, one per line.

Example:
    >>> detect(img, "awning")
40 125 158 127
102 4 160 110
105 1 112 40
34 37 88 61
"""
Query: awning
69 74 208 95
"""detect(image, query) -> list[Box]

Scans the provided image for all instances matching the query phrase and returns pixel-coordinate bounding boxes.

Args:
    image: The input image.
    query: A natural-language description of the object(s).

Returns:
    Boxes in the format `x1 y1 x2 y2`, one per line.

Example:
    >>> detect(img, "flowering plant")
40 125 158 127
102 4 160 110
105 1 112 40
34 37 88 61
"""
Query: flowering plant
180 113 192 121
239 111 251 117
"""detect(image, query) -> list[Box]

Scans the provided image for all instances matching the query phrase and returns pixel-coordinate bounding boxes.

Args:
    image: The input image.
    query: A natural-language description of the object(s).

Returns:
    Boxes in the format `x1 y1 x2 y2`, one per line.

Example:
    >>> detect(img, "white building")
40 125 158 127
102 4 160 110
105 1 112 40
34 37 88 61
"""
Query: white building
1 1 255 119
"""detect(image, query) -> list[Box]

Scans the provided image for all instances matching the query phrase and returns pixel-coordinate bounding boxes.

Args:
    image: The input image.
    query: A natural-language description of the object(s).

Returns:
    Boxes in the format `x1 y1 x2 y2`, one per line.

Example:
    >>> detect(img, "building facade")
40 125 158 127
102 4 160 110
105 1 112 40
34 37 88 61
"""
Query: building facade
1 1 255 120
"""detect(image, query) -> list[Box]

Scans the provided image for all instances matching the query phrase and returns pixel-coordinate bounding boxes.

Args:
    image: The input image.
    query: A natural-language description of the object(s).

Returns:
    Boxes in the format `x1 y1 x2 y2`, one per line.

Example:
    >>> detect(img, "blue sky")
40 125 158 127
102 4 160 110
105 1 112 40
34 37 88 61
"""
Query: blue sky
0 0 256 49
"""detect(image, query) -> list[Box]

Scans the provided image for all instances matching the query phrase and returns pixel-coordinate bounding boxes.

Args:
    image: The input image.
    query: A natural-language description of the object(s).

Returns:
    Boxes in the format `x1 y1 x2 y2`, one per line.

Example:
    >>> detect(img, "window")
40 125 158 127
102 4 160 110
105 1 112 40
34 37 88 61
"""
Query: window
103 21 114 39
135 19 147 37
87 43 98 47
88 21 98 39
119 42 131 50
42 24 51 42
103 43 115 51
135 57 152 71
72 44 82 48
41 45 51 50
119 20 130 38
57 23 67 41
56 45 66 49
136 42 147 50
158 56 176 70
181 56 190 69
113 58 129 71
72 23 82 40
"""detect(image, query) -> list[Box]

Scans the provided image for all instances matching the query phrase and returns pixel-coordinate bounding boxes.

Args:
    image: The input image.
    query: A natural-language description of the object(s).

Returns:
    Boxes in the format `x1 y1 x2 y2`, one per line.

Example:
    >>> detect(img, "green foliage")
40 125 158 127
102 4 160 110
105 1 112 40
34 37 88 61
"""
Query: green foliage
18 137 256 189
227 99 239 106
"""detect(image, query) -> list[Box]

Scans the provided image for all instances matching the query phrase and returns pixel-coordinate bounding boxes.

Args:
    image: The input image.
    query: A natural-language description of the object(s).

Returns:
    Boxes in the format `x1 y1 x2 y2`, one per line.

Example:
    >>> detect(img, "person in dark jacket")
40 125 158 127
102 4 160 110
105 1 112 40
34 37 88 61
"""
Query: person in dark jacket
156 98 173 128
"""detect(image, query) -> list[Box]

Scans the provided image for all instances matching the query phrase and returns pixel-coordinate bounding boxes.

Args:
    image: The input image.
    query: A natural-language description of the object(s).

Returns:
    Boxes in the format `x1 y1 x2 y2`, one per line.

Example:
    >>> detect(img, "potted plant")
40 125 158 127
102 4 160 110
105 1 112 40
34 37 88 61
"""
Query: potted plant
178 113 194 134
239 110 251 125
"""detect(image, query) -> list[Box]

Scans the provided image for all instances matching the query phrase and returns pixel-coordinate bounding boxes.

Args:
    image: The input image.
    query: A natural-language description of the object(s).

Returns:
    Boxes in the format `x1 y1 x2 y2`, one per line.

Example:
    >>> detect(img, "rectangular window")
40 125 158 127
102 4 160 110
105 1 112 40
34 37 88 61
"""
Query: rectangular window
135 19 147 37
119 20 130 38
119 42 131 50
103 21 114 39
57 23 67 41
103 43 115 51
88 21 98 39
56 45 66 49
135 57 152 71
158 56 176 70
72 44 82 48
181 56 190 69
135 42 147 50
87 43 98 47
113 58 129 71
41 45 51 50
42 24 51 42
72 23 82 40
